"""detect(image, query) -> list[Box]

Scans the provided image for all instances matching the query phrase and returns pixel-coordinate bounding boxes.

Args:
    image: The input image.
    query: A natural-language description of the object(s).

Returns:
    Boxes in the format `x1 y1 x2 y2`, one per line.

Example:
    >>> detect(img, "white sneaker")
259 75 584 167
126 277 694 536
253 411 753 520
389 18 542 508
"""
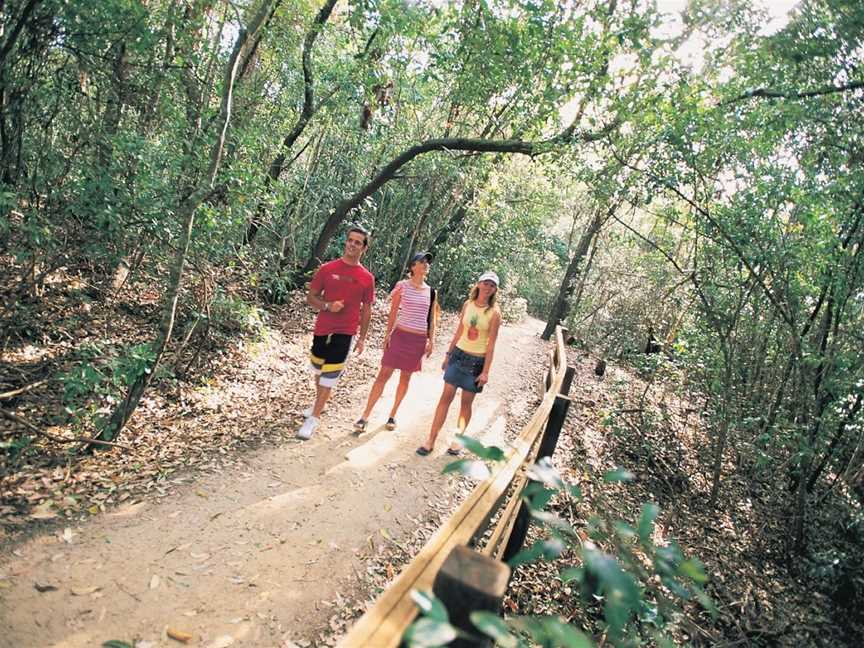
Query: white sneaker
297 416 320 440
303 407 313 418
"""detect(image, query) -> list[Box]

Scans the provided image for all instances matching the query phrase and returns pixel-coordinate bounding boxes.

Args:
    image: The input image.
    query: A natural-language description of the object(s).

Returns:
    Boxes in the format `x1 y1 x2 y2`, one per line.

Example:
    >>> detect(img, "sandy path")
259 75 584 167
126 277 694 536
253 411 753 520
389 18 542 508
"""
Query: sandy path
0 317 547 648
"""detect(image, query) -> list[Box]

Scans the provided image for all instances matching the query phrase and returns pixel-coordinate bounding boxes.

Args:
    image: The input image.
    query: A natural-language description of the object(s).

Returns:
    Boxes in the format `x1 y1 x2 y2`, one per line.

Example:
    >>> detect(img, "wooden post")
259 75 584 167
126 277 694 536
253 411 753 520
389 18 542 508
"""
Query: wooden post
537 395 571 460
432 545 511 647
560 365 576 397
500 394 571 562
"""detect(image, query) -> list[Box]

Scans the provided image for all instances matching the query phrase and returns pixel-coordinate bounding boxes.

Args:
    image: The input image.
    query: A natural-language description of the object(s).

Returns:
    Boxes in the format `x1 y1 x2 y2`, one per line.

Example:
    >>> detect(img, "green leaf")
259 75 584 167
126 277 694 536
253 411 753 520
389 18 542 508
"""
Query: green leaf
403 617 459 647
560 566 583 583
602 467 635 483
654 543 684 576
528 509 574 534
455 434 505 461
470 611 519 648
526 457 565 489
507 616 594 648
584 549 641 635
679 558 708 584
506 616 550 644
507 539 544 568
410 590 449 622
523 482 557 511
638 503 659 544
540 617 594 648
508 537 566 567
102 642 133 648
661 576 691 600
443 458 491 480
613 521 636 540
695 586 718 618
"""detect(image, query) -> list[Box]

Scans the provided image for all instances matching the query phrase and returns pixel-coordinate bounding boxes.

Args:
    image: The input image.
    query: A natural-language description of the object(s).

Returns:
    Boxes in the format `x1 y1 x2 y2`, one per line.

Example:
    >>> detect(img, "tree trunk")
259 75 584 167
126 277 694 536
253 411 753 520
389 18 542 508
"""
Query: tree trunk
709 352 732 506
541 206 609 340
96 0 283 444
389 178 443 287
809 393 863 492
244 0 338 245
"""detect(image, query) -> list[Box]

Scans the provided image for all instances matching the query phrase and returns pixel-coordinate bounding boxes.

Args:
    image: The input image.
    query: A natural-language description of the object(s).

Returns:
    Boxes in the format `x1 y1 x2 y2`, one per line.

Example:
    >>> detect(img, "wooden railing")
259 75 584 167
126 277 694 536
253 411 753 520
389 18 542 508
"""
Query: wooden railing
338 326 572 648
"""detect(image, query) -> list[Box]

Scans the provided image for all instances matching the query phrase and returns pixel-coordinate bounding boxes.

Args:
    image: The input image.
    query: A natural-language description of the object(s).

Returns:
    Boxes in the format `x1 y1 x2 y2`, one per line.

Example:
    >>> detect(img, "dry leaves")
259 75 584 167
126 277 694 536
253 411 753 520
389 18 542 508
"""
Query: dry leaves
165 627 193 643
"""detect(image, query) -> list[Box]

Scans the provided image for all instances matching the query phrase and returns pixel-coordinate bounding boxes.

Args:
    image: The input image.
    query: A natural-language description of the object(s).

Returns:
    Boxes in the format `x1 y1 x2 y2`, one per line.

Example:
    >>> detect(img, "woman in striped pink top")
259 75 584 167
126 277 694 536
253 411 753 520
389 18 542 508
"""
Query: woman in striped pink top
354 252 438 433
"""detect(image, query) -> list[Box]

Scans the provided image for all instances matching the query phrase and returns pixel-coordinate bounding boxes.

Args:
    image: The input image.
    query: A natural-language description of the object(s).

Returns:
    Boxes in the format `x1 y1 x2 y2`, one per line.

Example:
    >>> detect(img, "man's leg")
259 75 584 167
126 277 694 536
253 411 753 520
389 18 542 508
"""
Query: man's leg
312 382 332 418
300 334 351 439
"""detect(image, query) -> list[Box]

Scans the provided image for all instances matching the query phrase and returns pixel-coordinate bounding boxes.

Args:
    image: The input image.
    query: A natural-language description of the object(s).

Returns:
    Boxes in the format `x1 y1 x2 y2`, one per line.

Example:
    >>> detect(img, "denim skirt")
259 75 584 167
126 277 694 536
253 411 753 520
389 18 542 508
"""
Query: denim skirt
443 347 485 393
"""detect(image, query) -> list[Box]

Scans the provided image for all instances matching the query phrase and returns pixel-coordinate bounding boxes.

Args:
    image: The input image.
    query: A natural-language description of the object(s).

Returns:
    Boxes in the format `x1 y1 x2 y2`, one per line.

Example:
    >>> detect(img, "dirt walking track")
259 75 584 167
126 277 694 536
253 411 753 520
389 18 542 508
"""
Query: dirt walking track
0 317 548 648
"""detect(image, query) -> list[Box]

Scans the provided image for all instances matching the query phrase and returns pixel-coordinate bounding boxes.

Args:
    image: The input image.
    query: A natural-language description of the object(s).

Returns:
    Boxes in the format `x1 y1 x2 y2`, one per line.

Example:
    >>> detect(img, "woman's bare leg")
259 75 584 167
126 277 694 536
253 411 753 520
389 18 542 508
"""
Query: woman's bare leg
389 370 413 419
361 365 395 420
450 390 478 450
420 383 458 451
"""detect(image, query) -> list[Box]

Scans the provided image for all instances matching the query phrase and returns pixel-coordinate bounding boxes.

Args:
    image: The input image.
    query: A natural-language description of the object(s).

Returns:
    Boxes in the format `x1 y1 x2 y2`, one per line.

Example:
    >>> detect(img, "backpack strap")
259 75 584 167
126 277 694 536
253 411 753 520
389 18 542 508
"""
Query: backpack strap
427 288 437 335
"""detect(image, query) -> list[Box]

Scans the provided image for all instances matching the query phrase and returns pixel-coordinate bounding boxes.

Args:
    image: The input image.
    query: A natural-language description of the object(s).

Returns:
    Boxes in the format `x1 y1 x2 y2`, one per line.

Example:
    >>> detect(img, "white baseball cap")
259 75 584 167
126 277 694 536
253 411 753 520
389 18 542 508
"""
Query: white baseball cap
478 270 499 286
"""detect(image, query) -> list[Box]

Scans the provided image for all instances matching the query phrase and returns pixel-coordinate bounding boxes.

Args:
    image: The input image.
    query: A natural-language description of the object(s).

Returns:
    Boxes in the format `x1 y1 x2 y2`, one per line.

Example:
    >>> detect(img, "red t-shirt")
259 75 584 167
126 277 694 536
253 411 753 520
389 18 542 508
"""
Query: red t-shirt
310 259 375 336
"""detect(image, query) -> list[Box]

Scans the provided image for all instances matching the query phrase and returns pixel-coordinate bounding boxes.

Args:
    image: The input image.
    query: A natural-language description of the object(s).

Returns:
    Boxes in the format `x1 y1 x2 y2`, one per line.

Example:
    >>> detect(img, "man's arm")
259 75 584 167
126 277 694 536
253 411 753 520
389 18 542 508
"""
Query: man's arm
307 286 325 310
306 283 344 313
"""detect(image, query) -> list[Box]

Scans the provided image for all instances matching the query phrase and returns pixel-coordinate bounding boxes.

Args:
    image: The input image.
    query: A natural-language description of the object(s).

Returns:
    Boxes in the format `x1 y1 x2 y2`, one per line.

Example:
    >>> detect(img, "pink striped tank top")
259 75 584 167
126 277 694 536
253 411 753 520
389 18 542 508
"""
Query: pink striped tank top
393 281 431 334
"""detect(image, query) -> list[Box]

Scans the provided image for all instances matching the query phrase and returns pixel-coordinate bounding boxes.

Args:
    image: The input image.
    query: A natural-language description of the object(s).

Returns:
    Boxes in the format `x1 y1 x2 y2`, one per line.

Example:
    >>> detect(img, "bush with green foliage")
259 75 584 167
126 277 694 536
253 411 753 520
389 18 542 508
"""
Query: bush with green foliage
57 343 157 431
404 440 713 648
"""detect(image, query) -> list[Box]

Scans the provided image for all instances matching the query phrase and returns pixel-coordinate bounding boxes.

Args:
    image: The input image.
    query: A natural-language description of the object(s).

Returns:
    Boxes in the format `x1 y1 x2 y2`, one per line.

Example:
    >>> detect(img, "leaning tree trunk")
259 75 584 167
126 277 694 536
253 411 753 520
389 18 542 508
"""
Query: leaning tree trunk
244 0 338 246
293 121 620 286
541 206 610 340
708 350 733 506
96 1 282 444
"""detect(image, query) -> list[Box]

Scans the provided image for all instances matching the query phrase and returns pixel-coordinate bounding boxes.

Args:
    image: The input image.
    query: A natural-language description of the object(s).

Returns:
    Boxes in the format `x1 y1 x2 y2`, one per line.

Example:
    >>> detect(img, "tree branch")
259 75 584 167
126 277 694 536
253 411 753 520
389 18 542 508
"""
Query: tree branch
723 80 864 105
0 0 41 70
0 380 46 400
297 122 618 281
0 408 132 450
266 0 338 182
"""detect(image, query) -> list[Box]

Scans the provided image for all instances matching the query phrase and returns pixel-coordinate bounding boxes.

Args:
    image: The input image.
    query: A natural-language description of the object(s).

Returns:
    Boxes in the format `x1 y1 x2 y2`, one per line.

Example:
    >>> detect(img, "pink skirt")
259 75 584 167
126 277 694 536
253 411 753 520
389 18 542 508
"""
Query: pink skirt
381 328 427 372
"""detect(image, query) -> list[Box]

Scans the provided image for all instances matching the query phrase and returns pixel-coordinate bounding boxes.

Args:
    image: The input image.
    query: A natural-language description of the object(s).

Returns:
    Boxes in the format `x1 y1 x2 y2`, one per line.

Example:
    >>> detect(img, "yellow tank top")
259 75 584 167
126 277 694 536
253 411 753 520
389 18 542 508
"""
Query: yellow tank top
457 301 498 354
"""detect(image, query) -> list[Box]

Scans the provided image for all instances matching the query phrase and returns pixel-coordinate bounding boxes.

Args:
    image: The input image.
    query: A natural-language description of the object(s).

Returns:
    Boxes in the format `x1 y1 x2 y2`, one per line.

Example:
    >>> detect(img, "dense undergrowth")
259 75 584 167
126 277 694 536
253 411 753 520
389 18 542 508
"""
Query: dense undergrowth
498 348 864 647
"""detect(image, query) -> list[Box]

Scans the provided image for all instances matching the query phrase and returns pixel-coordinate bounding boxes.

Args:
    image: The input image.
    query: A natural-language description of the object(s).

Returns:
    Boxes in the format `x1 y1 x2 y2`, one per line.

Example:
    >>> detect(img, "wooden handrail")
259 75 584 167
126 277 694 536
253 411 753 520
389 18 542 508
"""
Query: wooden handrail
338 326 567 648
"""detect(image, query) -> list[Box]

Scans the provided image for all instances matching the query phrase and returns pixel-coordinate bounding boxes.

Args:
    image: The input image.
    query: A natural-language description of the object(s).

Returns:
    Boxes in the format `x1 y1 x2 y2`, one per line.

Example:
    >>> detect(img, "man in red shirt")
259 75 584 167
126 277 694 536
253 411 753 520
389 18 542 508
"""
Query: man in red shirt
298 225 376 439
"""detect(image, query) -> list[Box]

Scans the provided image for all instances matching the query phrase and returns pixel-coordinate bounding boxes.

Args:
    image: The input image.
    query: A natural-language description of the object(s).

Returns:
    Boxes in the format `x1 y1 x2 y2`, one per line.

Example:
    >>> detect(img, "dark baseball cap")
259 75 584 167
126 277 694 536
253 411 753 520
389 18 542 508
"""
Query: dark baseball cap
410 251 433 264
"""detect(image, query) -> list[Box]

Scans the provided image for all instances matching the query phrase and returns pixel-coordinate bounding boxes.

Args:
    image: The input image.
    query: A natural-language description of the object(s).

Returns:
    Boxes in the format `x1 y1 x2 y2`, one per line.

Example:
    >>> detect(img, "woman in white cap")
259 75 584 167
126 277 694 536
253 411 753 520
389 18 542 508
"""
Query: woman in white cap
417 270 502 456
354 251 438 433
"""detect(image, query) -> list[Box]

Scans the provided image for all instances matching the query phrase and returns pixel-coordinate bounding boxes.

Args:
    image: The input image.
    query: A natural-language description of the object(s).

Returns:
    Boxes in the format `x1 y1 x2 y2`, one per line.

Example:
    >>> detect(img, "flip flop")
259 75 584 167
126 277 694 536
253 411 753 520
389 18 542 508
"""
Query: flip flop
446 448 462 456
416 447 431 456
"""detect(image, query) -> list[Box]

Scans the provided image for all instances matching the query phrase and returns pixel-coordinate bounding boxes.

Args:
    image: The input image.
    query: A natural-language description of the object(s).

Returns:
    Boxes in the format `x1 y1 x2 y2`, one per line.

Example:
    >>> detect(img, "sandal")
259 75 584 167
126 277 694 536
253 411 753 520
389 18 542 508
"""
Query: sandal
416 447 431 456
446 447 462 456
354 418 368 433
385 417 397 430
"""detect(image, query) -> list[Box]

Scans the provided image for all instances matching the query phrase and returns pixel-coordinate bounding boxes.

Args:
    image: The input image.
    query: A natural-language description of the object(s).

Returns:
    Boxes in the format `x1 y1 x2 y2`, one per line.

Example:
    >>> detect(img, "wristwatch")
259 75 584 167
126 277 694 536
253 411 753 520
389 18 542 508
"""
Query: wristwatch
322 301 330 311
